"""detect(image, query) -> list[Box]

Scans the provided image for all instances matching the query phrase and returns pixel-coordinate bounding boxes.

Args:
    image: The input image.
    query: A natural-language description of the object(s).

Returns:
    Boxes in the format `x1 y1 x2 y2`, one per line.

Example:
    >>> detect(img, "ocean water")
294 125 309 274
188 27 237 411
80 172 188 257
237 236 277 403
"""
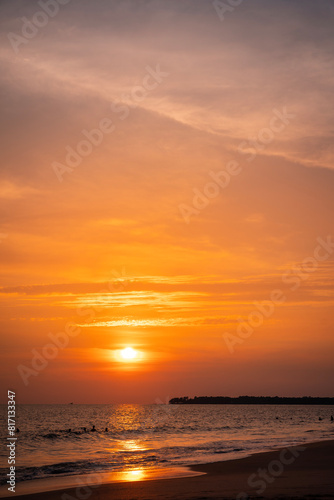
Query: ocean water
0 404 333 486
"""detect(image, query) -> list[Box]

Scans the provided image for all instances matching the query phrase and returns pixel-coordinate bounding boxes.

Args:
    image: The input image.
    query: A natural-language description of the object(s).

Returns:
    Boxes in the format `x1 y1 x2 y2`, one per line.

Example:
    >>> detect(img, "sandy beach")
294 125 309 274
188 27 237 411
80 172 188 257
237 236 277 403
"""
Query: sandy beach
4 440 334 500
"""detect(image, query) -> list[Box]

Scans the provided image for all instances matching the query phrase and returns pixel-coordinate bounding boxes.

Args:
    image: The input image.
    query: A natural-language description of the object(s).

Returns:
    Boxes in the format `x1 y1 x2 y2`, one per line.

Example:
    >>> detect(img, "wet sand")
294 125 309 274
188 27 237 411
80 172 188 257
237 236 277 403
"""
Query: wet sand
3 440 334 499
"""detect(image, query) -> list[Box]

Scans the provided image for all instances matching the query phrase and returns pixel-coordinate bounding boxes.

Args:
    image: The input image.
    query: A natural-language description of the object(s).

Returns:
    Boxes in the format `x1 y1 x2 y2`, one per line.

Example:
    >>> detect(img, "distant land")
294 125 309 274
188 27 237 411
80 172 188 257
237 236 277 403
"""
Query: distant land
169 396 334 405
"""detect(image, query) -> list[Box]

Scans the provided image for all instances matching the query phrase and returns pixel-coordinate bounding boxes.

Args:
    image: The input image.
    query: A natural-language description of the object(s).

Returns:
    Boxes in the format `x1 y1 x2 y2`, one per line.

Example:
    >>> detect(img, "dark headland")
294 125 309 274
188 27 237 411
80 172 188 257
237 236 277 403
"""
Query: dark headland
169 396 334 404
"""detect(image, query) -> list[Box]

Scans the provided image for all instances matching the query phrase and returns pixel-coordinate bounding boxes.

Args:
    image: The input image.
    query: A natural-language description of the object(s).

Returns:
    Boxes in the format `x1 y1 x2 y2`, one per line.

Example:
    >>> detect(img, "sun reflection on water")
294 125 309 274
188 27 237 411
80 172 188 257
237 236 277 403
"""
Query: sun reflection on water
122 468 146 481
122 439 148 452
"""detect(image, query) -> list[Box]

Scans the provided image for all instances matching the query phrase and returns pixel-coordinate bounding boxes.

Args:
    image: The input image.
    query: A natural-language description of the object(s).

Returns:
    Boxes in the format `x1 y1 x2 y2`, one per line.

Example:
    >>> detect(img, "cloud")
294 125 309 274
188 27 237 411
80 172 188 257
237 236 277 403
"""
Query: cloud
0 180 37 199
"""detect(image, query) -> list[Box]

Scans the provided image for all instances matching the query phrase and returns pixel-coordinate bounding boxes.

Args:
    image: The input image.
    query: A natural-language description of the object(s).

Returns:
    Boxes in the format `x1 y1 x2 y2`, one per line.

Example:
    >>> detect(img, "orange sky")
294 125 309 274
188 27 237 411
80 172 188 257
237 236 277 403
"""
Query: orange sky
1 0 334 403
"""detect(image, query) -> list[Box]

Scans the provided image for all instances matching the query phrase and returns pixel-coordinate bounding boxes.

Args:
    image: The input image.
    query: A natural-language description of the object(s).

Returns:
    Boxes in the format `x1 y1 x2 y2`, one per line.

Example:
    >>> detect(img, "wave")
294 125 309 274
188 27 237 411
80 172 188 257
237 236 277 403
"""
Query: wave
0 454 160 486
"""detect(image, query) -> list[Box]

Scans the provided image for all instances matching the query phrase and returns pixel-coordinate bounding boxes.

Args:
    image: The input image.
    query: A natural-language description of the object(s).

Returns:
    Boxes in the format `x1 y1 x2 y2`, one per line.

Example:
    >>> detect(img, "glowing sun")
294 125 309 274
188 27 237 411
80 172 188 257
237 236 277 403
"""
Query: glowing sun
120 347 137 360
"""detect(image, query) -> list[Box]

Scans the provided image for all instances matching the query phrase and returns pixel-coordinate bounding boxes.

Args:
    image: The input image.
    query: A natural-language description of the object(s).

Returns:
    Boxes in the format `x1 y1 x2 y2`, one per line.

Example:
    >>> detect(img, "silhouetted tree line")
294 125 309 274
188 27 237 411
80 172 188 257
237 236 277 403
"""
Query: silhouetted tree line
169 396 334 405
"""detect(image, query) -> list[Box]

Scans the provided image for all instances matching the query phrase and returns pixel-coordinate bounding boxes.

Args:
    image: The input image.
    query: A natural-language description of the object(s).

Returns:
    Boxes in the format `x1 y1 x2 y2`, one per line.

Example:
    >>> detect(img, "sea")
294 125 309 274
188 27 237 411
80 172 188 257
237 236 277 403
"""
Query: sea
0 404 333 491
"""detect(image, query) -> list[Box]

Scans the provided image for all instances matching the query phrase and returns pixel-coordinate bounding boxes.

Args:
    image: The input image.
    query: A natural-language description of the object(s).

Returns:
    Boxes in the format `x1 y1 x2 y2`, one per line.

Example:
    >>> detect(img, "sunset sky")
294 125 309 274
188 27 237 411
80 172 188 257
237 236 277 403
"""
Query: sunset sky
1 0 334 403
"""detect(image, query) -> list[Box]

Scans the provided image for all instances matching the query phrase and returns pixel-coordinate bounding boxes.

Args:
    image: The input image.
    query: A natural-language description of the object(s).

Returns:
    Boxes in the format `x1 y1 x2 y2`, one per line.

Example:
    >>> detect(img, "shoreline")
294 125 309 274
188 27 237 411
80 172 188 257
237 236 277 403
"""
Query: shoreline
0 468 204 498
1 439 334 499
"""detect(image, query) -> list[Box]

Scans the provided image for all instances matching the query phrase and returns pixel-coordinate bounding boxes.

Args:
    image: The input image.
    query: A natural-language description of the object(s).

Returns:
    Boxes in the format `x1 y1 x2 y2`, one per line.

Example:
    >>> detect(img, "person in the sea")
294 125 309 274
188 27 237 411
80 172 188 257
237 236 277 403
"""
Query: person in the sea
91 425 96 432
83 427 87 433
331 415 333 422
68 429 71 432
105 427 108 432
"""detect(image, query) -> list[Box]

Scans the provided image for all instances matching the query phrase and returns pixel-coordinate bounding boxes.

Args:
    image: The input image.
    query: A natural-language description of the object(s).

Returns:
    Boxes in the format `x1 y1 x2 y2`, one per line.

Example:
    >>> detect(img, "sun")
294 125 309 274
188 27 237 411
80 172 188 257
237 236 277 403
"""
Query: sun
113 346 142 364
120 347 137 360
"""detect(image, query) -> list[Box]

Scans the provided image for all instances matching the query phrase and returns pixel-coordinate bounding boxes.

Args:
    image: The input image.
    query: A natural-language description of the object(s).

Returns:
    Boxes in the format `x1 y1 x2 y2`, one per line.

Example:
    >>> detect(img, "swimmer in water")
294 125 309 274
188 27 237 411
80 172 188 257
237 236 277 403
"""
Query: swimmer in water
91 425 96 432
